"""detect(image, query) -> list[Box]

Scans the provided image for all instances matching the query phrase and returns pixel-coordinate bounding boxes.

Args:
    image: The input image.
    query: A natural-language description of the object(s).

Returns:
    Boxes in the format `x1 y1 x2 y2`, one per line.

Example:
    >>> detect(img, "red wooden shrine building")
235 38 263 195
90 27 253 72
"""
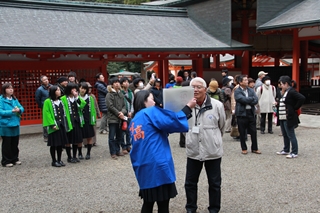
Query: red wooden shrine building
0 0 320 125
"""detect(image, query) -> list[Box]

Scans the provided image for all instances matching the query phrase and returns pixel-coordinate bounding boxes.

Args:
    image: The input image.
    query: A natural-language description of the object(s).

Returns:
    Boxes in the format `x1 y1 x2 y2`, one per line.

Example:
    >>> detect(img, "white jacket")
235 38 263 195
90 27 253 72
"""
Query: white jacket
186 95 225 161
256 84 276 113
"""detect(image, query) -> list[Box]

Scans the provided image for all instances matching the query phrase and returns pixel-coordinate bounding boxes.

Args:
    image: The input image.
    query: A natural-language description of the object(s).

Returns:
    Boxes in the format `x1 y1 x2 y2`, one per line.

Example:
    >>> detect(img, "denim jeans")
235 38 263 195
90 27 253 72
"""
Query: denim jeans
108 123 122 155
280 120 298 154
121 123 131 150
185 158 221 213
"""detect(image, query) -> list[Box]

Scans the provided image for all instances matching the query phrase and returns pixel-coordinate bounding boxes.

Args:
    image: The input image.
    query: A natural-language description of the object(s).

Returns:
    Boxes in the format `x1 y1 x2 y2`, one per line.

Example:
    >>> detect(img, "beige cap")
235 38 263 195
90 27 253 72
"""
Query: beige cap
258 71 268 77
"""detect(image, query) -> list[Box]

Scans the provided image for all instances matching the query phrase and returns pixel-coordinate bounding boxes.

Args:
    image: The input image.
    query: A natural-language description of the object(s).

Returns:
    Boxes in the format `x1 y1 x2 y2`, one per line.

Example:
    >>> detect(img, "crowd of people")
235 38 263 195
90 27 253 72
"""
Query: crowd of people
0 68 306 213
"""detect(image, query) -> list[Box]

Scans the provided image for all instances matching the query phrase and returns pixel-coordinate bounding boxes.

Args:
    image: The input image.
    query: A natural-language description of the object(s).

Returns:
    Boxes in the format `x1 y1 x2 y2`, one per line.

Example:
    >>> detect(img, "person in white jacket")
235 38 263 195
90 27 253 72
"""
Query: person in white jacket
256 76 276 134
185 77 225 213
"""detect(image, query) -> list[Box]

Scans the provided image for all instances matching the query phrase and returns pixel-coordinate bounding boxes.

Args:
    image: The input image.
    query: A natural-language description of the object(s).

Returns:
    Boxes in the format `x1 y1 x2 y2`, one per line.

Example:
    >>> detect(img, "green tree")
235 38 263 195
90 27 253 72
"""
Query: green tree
107 61 143 74
124 0 150 5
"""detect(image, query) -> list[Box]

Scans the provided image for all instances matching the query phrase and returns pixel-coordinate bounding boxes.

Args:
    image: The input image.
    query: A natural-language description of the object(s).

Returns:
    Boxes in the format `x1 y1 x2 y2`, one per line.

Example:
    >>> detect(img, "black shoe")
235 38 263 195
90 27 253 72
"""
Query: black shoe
78 154 84 160
67 158 77 163
58 161 65 166
261 131 265 134
73 158 80 162
85 154 90 160
268 131 273 134
52 162 61 167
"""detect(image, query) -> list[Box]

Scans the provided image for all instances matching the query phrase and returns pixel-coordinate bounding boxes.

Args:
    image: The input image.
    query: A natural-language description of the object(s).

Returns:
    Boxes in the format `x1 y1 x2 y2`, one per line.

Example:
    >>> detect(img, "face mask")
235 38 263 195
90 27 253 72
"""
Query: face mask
138 82 144 89
265 80 271 85
229 80 233 86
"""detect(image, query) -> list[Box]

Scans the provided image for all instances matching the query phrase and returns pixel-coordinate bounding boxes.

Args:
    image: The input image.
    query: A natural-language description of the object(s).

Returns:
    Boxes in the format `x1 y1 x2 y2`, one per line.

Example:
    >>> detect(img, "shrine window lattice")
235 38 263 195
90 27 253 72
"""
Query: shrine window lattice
0 69 99 125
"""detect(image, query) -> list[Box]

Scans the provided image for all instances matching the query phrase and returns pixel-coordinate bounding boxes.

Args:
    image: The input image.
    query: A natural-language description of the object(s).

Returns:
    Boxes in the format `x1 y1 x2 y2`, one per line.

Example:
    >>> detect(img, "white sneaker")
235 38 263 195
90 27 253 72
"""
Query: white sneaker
15 161 22 165
276 150 290 155
99 130 107 134
286 153 298 159
5 163 13 167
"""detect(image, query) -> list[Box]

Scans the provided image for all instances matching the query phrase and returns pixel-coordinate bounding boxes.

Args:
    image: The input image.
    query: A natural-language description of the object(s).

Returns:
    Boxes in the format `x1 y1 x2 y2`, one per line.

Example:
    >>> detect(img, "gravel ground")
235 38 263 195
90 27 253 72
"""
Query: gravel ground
1 125 320 213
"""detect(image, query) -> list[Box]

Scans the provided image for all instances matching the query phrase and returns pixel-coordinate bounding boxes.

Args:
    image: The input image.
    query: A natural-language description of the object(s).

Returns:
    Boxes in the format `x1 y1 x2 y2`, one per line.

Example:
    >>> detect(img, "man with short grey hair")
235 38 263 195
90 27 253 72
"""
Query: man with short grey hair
35 75 52 142
185 77 225 213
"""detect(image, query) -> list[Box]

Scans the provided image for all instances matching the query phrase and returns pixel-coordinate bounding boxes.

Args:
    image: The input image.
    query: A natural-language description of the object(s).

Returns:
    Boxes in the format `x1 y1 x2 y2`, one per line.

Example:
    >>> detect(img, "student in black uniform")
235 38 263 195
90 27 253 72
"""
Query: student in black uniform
43 86 70 167
61 83 86 163
79 82 96 160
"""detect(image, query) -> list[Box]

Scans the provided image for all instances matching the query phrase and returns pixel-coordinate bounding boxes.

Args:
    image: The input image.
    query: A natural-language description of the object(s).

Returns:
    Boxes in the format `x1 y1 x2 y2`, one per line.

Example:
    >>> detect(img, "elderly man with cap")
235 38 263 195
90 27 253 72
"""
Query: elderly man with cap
256 76 276 134
56 76 68 97
254 71 268 91
254 71 268 130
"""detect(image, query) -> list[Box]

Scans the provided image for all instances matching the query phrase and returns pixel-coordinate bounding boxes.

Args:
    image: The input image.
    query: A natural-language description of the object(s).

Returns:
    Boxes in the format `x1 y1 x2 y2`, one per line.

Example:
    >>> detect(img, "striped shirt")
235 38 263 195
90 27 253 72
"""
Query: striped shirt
278 90 288 120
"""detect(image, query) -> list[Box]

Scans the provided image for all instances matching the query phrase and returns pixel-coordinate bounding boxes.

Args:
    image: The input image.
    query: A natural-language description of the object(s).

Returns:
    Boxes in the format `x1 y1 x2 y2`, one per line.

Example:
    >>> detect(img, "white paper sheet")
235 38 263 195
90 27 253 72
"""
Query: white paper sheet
163 87 194 112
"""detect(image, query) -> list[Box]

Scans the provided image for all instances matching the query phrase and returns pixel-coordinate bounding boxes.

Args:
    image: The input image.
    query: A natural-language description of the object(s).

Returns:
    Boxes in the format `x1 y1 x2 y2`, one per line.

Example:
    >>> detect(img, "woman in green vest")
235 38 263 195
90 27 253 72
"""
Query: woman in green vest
43 85 70 167
61 83 86 163
79 82 96 160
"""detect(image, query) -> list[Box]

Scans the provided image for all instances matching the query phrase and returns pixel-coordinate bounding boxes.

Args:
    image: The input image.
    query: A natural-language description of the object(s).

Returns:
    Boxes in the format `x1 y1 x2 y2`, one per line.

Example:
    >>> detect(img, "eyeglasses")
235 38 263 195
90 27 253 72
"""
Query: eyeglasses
191 85 205 90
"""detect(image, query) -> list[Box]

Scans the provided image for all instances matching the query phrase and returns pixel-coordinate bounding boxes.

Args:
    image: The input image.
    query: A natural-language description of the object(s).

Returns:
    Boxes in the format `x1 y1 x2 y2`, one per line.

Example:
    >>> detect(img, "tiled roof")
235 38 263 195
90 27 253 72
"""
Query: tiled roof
0 0 250 52
257 0 320 31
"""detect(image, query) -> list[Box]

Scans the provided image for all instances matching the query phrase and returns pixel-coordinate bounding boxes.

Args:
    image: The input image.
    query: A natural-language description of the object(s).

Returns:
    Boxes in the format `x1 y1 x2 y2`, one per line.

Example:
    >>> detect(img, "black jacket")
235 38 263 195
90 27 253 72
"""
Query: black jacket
94 81 108 113
283 88 305 128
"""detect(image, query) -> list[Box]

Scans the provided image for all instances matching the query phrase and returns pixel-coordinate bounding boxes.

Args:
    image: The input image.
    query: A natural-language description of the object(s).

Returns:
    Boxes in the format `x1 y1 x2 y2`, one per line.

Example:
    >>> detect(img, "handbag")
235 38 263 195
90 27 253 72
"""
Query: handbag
121 120 128 131
230 126 240 137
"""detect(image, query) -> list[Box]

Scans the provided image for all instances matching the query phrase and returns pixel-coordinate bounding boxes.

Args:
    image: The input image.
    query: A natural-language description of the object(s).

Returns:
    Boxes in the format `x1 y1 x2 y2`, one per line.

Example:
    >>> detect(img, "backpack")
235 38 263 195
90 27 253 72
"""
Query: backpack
260 85 275 95
208 88 224 103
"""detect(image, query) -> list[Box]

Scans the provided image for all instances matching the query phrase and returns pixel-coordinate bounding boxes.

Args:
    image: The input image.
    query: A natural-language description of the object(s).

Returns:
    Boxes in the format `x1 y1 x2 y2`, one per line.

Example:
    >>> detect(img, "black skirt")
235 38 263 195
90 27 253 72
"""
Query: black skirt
47 123 68 147
139 183 177 202
81 122 95 139
67 120 83 144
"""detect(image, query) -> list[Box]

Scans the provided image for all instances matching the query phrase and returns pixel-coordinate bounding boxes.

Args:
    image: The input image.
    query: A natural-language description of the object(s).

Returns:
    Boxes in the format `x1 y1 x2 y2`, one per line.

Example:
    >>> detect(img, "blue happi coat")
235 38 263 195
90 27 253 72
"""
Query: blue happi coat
129 106 188 190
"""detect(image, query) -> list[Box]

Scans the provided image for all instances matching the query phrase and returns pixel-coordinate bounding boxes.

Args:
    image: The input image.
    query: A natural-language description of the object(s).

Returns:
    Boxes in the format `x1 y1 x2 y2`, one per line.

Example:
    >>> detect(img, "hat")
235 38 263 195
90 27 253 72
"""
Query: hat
86 82 93 88
133 78 145 87
57 76 68 84
67 71 77 78
258 71 268 77
222 77 232 86
176 76 183 83
109 77 120 85
155 78 161 83
209 80 219 92
261 76 271 83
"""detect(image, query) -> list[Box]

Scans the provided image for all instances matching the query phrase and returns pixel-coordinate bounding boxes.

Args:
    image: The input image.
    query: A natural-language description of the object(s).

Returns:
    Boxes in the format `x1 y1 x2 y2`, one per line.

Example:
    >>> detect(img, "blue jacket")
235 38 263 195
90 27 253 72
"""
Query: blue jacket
0 95 24 127
35 84 52 108
130 106 190 190
94 81 108 113
234 86 258 117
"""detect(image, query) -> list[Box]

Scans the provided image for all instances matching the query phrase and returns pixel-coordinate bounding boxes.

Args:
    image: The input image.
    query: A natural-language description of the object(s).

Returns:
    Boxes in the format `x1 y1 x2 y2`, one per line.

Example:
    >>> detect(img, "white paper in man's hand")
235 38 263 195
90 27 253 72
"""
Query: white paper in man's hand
163 87 194 112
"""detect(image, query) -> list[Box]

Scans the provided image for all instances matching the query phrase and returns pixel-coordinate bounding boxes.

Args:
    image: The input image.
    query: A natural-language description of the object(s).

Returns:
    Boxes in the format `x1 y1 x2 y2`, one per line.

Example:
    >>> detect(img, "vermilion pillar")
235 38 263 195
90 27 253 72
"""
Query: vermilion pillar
162 59 169 87
292 29 300 91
